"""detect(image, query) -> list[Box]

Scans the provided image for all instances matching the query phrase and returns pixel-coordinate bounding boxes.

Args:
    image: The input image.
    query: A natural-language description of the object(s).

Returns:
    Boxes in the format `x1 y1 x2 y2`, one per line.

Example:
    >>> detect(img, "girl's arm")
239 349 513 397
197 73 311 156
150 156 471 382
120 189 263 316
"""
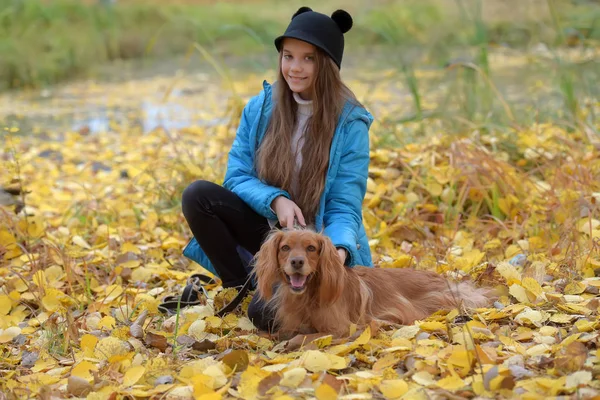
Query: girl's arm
323 119 370 266
223 97 290 220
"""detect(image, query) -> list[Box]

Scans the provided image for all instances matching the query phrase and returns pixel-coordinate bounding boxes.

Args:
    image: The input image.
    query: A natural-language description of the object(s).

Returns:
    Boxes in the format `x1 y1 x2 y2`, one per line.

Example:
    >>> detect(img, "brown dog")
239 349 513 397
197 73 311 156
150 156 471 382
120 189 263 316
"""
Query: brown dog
253 229 493 337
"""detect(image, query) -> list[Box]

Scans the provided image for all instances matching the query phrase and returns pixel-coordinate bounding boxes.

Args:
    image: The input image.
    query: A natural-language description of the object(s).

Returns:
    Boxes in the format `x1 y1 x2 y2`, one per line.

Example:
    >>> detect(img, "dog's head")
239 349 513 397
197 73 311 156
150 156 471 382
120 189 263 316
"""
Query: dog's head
253 229 345 305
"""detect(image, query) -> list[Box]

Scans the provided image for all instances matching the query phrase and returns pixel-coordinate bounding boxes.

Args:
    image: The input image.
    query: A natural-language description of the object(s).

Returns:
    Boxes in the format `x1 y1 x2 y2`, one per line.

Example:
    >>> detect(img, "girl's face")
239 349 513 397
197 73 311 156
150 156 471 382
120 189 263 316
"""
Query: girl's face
281 38 316 100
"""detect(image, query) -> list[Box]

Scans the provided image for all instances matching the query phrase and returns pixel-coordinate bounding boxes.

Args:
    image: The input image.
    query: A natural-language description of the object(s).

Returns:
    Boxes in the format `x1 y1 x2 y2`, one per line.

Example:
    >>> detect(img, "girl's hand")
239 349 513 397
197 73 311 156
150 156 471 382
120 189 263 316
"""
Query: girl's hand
337 248 347 265
272 196 306 228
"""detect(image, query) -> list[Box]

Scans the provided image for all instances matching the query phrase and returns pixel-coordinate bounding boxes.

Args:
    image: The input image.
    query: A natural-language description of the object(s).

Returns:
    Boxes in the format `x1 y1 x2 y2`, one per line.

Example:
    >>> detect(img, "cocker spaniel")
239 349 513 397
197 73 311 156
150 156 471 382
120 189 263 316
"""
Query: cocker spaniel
252 229 493 337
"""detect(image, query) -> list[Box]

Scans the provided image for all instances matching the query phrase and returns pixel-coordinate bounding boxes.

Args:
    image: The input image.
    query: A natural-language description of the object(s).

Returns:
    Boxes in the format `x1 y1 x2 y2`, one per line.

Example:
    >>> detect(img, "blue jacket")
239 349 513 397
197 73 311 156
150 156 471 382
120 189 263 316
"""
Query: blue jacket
183 80 374 276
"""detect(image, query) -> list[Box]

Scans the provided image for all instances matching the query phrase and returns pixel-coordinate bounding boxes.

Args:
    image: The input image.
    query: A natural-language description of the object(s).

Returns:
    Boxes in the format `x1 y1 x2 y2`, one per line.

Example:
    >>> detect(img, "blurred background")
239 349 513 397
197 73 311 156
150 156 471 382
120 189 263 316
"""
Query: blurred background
0 0 598 141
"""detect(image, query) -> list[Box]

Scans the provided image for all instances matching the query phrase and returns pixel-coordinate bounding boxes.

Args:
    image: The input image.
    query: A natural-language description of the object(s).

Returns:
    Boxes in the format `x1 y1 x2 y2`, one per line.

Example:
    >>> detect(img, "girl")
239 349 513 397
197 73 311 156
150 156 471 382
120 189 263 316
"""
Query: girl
181 6 374 332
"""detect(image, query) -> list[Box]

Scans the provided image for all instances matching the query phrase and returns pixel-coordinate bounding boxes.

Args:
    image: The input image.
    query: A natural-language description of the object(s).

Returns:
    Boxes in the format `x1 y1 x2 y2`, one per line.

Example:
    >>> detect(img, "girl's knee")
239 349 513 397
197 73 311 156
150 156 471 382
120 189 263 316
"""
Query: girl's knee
182 180 227 213
182 180 210 204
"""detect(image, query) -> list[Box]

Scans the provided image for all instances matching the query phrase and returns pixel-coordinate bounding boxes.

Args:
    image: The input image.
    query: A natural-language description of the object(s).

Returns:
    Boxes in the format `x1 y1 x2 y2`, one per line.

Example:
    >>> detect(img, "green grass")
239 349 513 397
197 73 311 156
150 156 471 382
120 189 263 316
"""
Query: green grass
1 0 599 91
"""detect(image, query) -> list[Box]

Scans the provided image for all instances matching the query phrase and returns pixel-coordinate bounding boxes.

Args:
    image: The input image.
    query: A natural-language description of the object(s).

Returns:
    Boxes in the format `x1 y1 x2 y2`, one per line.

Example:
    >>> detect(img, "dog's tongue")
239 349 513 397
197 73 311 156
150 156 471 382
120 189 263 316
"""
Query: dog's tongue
290 274 307 288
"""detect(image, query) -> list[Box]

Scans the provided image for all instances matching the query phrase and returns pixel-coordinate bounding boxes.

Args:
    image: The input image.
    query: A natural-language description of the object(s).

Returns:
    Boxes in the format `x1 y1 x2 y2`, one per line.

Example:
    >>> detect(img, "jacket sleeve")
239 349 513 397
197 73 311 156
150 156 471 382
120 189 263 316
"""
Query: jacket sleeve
323 119 370 266
222 96 290 220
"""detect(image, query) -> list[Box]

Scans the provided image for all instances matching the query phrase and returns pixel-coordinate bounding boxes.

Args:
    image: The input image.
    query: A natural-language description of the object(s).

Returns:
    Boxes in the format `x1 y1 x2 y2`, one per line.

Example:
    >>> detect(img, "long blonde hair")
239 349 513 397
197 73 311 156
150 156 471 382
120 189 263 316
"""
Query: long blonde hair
256 48 361 224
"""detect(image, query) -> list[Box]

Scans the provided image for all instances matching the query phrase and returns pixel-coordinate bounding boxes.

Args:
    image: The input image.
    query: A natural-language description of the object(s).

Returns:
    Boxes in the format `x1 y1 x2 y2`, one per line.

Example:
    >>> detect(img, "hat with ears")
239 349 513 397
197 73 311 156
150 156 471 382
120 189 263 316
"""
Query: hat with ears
274 7 353 69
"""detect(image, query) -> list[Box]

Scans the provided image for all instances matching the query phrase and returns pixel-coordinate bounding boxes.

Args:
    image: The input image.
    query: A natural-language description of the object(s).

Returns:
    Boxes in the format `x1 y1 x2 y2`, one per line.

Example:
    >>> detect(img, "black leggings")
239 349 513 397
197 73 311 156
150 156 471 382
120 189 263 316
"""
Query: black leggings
181 180 277 332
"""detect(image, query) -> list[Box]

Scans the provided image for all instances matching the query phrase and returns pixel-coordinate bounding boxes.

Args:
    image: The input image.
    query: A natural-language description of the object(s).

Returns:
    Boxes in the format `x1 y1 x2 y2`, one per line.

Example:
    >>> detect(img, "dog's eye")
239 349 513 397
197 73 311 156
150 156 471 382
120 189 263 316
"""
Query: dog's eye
307 245 316 252
281 245 290 252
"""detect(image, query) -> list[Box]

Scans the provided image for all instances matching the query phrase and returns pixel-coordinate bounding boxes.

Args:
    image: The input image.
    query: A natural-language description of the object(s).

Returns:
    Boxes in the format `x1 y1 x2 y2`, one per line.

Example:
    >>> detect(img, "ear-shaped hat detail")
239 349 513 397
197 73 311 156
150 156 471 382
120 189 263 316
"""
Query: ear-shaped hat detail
331 9 353 34
292 6 312 19
275 7 350 68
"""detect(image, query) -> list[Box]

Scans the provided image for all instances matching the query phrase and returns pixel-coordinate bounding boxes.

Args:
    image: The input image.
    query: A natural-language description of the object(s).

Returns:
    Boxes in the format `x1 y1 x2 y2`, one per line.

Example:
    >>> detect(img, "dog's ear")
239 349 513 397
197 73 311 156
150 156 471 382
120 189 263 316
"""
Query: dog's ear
253 230 284 300
317 235 345 305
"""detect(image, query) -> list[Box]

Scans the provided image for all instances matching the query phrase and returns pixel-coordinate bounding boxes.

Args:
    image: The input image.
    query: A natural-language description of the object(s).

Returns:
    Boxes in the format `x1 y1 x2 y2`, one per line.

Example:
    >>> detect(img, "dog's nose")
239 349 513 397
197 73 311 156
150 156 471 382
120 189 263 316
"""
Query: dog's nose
290 257 304 269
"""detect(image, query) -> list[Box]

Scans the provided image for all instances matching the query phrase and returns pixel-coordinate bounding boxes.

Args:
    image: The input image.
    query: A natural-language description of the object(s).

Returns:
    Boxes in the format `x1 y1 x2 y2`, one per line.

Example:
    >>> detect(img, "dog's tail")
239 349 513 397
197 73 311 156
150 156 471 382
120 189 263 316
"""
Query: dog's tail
451 281 496 309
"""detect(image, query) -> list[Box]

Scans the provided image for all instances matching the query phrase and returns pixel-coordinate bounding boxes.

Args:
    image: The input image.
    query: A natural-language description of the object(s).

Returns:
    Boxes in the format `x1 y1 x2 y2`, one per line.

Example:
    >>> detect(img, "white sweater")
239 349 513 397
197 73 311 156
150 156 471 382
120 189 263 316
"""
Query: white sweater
290 92 313 195
268 92 313 227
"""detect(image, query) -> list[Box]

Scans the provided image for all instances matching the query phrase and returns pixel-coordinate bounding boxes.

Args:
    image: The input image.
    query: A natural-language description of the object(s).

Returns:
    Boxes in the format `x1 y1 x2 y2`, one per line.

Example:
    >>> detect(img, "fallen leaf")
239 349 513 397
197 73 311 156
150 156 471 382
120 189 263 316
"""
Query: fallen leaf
565 371 592 388
280 368 306 388
123 365 146 387
257 372 281 396
315 384 338 400
379 380 408 398
144 332 168 352
0 327 21 343
301 350 347 372
221 350 249 372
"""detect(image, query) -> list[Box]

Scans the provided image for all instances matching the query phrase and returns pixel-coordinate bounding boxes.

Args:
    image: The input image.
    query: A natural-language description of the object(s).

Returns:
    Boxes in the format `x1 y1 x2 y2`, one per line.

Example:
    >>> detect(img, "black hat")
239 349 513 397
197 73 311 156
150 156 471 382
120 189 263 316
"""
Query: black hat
274 7 353 69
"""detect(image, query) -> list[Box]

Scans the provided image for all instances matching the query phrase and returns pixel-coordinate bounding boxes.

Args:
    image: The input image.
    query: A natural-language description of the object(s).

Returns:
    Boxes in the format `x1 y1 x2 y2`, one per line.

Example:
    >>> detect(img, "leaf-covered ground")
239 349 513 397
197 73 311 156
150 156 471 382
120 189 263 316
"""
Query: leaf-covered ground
1 56 600 399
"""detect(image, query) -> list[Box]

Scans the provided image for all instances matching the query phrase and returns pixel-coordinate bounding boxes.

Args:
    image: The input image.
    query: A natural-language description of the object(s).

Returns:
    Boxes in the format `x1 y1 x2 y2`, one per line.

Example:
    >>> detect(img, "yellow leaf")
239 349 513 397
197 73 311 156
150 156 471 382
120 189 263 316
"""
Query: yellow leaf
280 368 306 388
509 284 530 303
131 267 153 282
521 277 544 300
515 308 549 327
161 237 183 250
451 249 485 272
447 349 473 377
134 294 160 314
98 316 116 330
238 366 270 400
17 216 45 238
196 393 221 400
354 325 371 345
191 374 215 396
94 337 129 360
578 218 600 233
204 365 228 389
121 242 141 254
81 334 99 358
436 374 466 391
41 289 63 312
566 371 592 388
528 236 544 251
574 319 597 332
0 295 12 315
205 316 222 329
392 325 420 339
104 284 124 303
426 181 443 197
526 344 551 357
301 350 347 372
71 360 97 380
0 230 22 259
0 326 21 343
379 379 408 398
327 354 348 371
550 313 574 324
418 321 447 332
496 261 521 285
301 351 331 372
311 335 333 348
122 365 145 387
383 254 413 268
412 371 436 386
184 161 204 176
72 235 92 249
564 282 586 295
315 384 338 400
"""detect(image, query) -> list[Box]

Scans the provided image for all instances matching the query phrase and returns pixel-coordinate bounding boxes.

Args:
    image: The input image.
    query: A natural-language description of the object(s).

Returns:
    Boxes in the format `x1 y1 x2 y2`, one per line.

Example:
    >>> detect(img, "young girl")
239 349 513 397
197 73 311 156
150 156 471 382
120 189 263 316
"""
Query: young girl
181 7 374 331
